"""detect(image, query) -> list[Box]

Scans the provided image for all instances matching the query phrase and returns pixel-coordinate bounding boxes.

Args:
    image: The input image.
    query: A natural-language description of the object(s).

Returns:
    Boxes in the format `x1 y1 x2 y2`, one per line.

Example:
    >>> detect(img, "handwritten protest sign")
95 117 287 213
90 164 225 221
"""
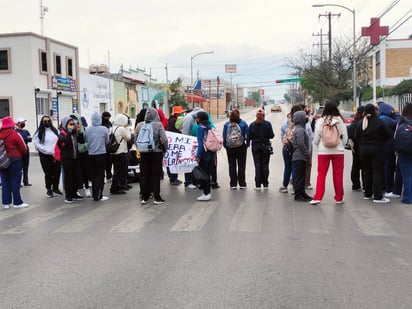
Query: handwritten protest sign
164 131 198 173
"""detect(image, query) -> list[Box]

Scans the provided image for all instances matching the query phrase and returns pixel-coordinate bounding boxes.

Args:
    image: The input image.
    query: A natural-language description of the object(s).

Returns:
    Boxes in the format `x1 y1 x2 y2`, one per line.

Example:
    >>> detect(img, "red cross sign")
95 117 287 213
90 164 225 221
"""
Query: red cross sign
361 17 389 45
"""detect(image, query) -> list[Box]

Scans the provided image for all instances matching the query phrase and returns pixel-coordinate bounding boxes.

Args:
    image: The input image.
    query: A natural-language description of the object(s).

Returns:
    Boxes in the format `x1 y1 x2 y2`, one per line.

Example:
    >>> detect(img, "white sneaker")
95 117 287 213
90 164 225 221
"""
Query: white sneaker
239 186 246 190
84 188 92 197
197 194 211 201
373 197 390 203
230 186 237 190
3 204 10 209
335 199 345 204
309 200 321 205
305 185 313 190
100 196 109 201
186 184 197 189
384 192 401 198
13 203 29 209
254 187 261 191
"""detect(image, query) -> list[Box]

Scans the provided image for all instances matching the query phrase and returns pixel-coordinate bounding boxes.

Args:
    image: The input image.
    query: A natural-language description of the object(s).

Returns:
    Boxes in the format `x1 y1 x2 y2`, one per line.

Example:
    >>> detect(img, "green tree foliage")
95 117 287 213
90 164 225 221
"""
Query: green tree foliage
389 79 412 96
283 93 291 103
251 91 261 103
168 78 189 110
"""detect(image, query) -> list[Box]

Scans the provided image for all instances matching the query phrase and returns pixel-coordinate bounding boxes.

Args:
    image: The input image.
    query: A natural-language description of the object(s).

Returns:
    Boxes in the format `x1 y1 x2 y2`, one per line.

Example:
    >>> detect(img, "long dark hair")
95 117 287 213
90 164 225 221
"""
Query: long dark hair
322 101 343 120
34 115 59 143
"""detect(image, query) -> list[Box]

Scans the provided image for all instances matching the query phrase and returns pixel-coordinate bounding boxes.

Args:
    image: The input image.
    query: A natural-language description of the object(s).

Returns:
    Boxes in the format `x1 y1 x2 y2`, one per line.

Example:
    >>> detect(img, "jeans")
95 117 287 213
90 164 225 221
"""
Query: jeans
282 146 293 188
1 158 24 205
398 153 412 203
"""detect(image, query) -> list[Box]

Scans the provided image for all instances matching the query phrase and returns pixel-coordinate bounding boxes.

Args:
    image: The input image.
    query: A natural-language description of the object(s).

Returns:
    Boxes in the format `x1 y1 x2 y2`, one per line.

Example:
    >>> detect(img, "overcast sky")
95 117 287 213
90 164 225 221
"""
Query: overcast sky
1 0 411 99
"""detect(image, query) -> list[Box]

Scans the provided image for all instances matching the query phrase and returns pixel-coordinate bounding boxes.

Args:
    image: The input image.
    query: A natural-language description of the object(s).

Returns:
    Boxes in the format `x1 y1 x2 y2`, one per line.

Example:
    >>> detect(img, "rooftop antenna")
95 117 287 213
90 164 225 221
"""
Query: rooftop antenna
40 0 48 36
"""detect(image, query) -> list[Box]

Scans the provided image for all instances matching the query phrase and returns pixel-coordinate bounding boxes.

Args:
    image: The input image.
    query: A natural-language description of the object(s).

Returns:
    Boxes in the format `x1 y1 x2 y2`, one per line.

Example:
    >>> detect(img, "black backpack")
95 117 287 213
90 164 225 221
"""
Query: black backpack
394 119 412 155
106 127 123 154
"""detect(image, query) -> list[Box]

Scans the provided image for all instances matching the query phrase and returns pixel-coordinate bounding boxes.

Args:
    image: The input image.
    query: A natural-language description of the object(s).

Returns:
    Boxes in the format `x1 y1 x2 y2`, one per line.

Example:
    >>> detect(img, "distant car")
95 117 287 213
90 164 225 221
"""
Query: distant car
271 104 282 112
341 111 355 125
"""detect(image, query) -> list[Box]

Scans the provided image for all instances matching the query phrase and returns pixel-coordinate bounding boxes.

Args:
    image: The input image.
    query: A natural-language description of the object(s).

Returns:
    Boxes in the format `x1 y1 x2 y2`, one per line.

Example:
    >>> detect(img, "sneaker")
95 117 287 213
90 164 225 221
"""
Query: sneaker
13 203 29 209
305 185 313 190
100 196 109 201
84 188 91 197
309 200 321 205
263 186 269 190
186 184 197 189
154 198 165 205
373 197 390 203
279 186 288 193
110 190 127 195
352 187 362 192
24 183 32 186
64 198 74 204
211 183 220 189
197 193 211 201
170 179 182 185
364 196 372 200
239 186 246 190
384 192 401 198
230 186 237 190
73 194 84 201
3 204 10 209
52 189 63 196
46 190 54 198
335 199 345 204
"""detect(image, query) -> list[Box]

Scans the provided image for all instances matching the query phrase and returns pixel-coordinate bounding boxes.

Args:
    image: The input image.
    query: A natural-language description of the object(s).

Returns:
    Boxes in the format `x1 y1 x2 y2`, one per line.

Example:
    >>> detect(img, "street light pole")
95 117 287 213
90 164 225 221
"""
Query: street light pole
313 4 356 108
190 51 214 109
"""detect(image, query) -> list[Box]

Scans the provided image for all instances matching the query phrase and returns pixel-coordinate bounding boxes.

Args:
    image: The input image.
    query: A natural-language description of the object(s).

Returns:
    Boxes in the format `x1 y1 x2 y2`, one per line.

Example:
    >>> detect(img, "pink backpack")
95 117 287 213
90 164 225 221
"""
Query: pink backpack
204 128 223 152
321 118 340 148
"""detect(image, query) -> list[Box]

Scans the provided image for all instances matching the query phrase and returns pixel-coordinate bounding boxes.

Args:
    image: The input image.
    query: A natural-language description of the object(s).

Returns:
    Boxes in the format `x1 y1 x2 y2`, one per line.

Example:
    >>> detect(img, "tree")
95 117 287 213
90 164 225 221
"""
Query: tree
251 91 261 105
286 38 370 104
168 77 188 110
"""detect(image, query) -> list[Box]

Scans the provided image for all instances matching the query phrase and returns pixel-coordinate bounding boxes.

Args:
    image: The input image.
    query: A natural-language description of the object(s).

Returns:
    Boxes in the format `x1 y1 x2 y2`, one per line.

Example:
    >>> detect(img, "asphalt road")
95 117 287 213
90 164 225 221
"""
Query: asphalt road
1 106 412 309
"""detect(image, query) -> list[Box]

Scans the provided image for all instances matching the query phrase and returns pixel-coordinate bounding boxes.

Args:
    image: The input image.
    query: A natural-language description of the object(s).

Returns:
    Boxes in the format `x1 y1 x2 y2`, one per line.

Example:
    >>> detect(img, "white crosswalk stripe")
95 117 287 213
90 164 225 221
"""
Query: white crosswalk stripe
170 201 218 232
0 203 41 221
349 207 397 236
229 201 265 232
111 204 166 233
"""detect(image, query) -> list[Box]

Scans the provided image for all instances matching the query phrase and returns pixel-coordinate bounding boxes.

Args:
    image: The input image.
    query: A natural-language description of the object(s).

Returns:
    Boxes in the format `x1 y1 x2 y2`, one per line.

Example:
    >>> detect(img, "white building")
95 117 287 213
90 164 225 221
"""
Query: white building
0 32 79 134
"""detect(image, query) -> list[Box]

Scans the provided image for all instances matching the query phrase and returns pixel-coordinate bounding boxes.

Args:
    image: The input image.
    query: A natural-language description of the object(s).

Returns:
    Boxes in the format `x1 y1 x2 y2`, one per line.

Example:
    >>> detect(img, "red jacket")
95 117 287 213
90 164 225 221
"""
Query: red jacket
0 128 27 158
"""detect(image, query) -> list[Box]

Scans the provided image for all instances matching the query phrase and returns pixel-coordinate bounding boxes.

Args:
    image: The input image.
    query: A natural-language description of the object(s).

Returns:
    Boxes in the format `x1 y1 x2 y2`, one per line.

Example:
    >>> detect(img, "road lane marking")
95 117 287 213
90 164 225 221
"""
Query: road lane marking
350 207 396 236
111 204 166 233
1 207 66 234
229 201 264 232
292 203 329 234
170 201 218 232
52 203 119 233
0 204 41 221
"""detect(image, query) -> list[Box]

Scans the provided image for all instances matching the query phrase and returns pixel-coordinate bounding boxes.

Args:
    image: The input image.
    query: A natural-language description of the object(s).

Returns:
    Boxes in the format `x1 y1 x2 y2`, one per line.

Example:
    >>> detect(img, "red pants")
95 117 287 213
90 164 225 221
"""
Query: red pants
313 154 344 202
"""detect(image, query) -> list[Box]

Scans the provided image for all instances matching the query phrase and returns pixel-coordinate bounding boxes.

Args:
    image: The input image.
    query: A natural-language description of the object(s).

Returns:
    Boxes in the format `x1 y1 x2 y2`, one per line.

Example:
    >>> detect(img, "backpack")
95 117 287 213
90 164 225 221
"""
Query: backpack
136 122 156 153
394 119 412 155
321 118 340 148
106 127 123 154
0 138 10 170
204 128 223 152
225 122 244 148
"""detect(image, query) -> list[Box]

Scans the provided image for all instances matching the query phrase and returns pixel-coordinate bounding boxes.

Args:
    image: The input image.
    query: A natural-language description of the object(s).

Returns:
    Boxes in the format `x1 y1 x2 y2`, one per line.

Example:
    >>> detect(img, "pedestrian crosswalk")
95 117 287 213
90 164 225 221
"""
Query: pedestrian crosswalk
0 200 411 236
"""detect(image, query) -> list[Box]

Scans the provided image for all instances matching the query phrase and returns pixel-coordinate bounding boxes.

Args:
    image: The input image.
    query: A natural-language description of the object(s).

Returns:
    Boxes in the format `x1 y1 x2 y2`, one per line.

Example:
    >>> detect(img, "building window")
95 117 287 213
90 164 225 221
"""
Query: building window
376 51 380 65
36 97 49 116
67 57 73 77
55 53 62 75
0 98 11 118
40 50 48 73
0 48 11 73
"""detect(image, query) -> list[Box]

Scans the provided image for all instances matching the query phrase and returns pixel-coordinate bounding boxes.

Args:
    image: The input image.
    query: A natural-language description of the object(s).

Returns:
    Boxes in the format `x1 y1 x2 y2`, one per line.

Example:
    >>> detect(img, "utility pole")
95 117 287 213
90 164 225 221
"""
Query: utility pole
165 62 169 111
318 12 340 61
313 29 328 64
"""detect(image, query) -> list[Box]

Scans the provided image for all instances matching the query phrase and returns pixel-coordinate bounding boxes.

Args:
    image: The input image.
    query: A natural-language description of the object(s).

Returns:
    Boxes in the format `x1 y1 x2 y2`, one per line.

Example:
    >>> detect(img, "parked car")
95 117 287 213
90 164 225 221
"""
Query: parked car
271 104 282 112
341 111 355 125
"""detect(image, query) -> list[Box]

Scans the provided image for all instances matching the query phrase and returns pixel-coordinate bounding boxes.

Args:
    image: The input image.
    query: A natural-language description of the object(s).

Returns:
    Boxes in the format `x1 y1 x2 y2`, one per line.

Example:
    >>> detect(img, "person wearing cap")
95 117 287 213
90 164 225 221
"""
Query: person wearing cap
166 106 185 185
247 109 275 190
0 116 29 209
15 117 32 186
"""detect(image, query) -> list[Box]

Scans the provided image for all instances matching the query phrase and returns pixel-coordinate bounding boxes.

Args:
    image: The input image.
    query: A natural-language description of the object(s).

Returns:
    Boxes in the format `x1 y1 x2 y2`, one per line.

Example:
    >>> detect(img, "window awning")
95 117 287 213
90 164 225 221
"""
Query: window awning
186 93 206 103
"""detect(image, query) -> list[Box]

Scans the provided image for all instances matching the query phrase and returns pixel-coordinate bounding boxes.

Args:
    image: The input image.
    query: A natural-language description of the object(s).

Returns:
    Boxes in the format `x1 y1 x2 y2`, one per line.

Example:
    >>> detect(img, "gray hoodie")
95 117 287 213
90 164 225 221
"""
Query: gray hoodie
85 112 109 155
292 111 309 162
136 107 168 153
